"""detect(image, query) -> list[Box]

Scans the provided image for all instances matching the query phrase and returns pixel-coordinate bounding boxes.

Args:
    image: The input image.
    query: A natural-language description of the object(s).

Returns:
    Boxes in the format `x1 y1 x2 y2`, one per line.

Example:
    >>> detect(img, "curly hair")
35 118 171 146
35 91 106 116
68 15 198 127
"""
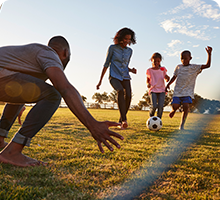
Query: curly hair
113 27 136 45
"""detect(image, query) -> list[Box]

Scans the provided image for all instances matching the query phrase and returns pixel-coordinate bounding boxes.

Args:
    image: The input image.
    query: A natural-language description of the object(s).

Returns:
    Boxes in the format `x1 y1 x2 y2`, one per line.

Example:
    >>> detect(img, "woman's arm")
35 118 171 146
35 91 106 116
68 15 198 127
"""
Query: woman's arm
96 67 108 90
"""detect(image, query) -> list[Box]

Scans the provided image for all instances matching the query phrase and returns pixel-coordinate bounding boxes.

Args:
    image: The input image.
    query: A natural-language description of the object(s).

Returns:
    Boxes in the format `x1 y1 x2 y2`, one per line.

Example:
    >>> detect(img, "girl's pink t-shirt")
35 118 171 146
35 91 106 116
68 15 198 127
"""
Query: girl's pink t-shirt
146 67 167 94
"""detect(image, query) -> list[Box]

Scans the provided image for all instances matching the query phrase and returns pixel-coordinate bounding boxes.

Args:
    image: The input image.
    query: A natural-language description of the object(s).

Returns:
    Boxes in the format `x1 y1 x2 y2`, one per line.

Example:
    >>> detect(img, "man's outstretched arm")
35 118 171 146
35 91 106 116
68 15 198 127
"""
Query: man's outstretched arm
46 67 124 153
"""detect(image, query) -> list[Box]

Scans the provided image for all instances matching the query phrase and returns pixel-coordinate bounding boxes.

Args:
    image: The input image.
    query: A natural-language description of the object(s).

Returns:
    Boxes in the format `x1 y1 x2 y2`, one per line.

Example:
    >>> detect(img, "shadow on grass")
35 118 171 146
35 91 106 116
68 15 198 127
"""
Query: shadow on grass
0 163 94 200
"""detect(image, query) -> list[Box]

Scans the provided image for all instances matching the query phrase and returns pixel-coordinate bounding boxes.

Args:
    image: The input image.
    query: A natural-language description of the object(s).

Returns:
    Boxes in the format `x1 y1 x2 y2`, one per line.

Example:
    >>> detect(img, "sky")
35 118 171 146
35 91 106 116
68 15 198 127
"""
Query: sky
0 0 220 105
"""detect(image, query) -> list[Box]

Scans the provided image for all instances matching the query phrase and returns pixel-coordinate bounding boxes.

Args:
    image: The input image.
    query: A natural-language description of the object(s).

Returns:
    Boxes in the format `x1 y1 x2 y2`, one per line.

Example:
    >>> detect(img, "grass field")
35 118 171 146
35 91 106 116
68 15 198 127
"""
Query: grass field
0 105 219 200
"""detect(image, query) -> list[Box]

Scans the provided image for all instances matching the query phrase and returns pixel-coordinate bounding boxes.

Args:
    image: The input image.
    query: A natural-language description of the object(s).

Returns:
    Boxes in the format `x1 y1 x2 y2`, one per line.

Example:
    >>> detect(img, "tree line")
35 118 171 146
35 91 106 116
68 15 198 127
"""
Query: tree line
82 90 220 114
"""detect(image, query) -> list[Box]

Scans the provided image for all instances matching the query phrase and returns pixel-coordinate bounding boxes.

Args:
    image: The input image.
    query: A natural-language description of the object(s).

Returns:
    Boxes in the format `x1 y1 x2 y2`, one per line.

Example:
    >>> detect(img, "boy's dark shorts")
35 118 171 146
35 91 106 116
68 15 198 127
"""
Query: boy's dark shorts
171 96 192 105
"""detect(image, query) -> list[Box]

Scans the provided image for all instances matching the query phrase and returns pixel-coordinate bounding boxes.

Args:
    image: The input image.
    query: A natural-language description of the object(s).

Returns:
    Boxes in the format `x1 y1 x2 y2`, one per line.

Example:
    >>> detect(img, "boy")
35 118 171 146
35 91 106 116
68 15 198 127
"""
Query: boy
165 46 212 130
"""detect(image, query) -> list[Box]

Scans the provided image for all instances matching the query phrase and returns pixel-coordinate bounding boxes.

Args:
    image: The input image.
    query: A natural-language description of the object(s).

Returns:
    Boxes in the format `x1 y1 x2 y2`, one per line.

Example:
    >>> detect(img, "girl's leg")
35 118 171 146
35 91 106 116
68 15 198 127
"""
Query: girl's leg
149 92 157 117
180 103 189 130
110 78 127 122
157 92 165 118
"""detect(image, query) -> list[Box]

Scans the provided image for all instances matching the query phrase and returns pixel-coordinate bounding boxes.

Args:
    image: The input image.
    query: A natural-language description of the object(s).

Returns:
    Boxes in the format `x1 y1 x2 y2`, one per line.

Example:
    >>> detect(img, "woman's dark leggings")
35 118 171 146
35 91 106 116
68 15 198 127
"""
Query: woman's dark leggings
110 78 132 122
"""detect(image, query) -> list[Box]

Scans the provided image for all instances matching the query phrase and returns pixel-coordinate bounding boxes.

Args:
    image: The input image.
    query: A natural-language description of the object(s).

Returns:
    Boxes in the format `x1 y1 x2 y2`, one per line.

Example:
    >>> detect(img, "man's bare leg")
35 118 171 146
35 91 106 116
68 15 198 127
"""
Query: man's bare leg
0 136 7 149
0 141 46 167
169 103 180 118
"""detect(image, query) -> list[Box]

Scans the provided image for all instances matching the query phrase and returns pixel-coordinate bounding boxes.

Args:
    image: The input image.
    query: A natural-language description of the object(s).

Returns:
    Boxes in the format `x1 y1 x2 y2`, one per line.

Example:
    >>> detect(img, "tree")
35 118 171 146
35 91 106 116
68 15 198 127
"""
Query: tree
108 90 117 108
92 92 103 108
164 90 173 107
102 92 110 109
194 95 220 114
81 95 87 102
92 92 110 109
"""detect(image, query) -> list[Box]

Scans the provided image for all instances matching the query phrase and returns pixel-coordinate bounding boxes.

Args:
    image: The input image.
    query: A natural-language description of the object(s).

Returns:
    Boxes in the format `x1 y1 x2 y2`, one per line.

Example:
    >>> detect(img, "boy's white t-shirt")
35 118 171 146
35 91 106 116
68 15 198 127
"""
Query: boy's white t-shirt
173 64 201 99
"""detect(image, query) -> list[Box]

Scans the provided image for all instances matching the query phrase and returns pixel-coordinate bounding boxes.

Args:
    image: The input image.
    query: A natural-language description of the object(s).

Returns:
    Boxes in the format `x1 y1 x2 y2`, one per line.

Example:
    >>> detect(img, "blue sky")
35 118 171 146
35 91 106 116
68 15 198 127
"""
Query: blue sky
0 0 220 104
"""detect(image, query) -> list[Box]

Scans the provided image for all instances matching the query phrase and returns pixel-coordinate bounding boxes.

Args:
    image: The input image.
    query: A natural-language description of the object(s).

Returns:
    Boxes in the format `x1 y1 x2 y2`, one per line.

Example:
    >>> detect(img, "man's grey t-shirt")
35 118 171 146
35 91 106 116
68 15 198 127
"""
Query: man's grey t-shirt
0 43 64 81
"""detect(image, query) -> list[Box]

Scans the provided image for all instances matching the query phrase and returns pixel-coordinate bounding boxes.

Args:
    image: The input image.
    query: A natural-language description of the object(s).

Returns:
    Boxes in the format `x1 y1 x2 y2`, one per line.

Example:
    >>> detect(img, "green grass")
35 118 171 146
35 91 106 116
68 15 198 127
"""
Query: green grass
0 105 219 199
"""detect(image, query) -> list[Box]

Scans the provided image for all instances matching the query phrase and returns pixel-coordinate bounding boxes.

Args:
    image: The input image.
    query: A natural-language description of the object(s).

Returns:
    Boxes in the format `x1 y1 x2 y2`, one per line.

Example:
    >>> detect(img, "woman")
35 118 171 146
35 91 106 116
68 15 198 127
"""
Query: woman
96 27 137 129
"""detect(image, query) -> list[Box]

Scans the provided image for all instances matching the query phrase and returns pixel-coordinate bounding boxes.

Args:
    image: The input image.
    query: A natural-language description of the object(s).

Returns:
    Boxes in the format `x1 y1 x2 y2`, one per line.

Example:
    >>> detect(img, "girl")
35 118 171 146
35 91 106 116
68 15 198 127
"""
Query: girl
96 27 137 129
146 53 170 119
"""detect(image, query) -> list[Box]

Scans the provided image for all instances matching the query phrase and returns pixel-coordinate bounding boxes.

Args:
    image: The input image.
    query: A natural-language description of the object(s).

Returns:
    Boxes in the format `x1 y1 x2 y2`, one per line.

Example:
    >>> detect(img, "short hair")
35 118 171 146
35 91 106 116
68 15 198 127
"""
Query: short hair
181 50 191 57
150 52 162 61
48 36 69 51
113 27 136 45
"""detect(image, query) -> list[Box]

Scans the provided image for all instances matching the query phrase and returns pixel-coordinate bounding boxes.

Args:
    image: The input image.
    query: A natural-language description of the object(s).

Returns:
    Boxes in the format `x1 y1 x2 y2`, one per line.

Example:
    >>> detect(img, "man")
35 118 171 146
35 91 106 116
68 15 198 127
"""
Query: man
0 36 123 167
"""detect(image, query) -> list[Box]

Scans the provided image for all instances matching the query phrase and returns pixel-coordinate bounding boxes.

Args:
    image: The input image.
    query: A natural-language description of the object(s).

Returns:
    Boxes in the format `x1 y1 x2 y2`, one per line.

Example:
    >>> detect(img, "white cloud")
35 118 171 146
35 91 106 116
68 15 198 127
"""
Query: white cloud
165 40 183 57
171 0 220 20
166 51 181 57
160 19 210 40
193 44 200 47
212 0 220 7
160 19 180 33
213 26 220 29
168 40 182 47
160 0 219 41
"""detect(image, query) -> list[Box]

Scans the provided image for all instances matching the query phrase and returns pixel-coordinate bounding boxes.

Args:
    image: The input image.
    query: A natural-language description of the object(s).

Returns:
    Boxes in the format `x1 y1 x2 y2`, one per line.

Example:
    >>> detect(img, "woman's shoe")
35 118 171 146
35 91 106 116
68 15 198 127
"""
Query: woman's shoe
121 121 128 129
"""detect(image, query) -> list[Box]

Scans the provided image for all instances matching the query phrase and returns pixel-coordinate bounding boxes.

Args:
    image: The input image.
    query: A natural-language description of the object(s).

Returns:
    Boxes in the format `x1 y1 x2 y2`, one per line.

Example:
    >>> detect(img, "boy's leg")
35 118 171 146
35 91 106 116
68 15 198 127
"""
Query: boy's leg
169 103 180 118
179 103 189 130
149 92 157 117
169 97 181 118
0 104 24 149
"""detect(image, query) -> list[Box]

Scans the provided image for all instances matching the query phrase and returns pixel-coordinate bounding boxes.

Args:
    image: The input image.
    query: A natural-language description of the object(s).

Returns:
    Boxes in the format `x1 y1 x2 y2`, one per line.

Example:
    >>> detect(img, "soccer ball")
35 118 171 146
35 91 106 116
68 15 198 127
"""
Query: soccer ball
146 116 162 131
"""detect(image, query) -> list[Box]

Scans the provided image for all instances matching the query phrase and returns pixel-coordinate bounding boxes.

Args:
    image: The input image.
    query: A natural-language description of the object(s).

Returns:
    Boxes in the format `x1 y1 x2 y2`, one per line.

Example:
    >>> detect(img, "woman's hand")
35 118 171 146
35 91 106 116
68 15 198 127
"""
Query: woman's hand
96 81 101 90
129 67 137 74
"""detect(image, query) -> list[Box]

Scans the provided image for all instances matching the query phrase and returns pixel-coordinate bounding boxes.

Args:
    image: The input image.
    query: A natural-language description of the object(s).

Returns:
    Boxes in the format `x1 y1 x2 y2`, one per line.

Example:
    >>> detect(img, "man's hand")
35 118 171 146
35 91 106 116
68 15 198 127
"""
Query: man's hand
46 67 124 153
90 121 124 153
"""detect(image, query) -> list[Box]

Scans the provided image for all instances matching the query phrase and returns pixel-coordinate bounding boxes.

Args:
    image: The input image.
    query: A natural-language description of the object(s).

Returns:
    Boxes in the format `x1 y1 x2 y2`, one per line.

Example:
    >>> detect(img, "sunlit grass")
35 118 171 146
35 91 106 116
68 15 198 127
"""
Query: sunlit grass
0 105 219 199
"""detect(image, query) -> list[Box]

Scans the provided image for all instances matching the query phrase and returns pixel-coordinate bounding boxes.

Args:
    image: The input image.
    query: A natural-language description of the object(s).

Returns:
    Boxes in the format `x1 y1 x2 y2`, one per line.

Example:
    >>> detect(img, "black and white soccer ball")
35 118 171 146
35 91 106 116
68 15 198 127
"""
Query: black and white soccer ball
146 116 162 131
